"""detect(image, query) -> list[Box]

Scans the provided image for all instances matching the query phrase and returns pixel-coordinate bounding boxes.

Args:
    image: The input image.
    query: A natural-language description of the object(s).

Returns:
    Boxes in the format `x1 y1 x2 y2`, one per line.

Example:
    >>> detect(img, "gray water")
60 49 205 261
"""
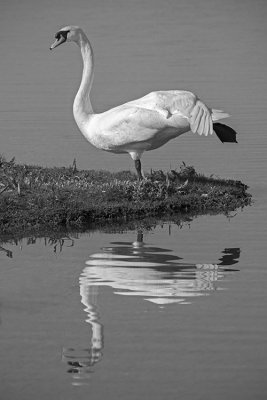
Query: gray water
1 0 267 399
1 211 267 399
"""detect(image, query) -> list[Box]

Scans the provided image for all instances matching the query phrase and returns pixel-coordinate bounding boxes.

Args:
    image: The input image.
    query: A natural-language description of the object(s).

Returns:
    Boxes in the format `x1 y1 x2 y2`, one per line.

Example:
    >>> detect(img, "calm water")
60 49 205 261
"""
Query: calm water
1 210 267 399
1 0 267 399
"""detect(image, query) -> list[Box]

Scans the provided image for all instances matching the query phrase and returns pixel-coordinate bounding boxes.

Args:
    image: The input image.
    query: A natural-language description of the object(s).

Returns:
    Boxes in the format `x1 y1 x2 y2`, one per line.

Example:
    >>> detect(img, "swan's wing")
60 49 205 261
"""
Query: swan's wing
127 90 214 136
189 99 214 136
126 90 195 118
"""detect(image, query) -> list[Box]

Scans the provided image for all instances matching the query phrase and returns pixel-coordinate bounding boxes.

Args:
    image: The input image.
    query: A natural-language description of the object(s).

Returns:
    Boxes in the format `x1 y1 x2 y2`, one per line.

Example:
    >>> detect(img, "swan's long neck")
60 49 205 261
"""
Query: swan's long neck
73 32 94 129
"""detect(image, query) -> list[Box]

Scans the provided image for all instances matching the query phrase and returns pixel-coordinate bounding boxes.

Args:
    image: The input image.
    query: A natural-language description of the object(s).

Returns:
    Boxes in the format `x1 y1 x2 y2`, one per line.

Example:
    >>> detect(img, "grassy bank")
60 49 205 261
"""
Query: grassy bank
0 156 251 235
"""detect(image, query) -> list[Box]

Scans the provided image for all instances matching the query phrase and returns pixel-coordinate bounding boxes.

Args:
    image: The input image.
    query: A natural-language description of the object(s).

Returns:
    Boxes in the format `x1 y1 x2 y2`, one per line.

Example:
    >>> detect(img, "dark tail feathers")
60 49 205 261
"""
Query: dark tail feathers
213 122 238 143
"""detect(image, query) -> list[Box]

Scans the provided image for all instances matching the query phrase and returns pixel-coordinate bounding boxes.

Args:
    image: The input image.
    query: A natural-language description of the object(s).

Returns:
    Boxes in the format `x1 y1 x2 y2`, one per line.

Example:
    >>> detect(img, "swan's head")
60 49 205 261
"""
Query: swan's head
50 26 83 50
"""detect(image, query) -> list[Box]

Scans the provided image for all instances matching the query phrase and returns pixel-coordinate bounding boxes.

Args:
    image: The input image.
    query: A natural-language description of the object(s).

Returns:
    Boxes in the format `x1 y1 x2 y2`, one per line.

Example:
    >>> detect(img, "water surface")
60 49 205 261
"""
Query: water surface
1 206 267 399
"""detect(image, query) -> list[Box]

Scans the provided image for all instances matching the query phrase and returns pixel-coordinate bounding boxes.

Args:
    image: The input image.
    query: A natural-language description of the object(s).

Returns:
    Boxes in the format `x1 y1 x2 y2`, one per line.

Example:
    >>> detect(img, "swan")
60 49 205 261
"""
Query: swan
50 26 237 180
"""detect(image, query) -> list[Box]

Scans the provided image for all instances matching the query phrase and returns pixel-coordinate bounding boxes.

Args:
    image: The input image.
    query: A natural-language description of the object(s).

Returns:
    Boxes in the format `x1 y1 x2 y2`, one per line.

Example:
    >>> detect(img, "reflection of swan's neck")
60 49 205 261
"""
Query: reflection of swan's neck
80 280 104 351
73 32 95 130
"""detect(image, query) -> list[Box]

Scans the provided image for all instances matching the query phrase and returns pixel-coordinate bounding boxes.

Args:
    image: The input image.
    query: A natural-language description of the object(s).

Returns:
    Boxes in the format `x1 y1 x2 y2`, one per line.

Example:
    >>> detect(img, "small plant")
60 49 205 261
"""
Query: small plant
179 162 197 178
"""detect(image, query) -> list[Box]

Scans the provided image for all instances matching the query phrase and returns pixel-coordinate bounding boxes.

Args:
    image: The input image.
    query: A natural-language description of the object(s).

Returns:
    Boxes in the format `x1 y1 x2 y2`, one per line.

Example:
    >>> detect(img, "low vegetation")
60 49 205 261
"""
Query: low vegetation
0 156 251 236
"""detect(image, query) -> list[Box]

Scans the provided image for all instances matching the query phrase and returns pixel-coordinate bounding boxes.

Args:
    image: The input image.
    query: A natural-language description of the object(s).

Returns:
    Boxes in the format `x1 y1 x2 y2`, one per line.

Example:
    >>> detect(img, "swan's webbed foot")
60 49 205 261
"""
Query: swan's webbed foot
134 159 144 181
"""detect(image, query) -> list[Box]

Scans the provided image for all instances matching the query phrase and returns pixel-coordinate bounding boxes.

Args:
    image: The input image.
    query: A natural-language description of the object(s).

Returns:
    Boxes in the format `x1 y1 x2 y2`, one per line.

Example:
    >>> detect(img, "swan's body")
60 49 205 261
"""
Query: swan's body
50 26 237 179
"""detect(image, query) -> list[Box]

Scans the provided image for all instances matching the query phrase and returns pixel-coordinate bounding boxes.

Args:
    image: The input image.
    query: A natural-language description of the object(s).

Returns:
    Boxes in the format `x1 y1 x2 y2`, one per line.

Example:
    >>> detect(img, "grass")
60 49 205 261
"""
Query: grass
0 156 251 236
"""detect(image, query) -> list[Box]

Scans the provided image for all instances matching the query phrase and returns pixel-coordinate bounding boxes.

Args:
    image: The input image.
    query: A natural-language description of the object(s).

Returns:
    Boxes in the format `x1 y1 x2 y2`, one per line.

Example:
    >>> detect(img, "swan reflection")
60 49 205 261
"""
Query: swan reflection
63 232 240 384
83 232 240 305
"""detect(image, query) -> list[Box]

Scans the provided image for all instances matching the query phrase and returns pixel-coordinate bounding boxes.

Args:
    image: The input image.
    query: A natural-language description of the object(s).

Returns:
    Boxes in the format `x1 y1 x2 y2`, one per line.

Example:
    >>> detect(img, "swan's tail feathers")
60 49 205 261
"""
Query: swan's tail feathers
211 109 230 121
213 122 238 143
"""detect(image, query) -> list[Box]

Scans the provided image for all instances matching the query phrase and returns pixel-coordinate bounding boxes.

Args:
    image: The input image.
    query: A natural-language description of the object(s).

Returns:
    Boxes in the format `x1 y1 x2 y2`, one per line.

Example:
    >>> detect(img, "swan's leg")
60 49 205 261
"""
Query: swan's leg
134 159 144 181
129 151 144 180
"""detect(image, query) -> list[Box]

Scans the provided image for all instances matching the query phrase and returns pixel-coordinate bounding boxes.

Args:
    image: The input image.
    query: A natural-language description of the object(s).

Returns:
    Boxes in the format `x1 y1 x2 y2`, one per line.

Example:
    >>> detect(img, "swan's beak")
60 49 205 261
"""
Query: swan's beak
50 36 66 50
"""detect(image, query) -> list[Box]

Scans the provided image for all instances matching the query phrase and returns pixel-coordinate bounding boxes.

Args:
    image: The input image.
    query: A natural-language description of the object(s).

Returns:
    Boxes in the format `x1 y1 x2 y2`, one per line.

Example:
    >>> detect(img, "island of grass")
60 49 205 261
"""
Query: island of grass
0 156 251 235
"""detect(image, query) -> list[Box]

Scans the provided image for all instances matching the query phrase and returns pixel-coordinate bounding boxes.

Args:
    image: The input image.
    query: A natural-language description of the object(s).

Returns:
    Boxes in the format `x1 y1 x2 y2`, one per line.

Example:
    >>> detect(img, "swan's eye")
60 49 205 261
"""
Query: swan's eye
55 30 70 40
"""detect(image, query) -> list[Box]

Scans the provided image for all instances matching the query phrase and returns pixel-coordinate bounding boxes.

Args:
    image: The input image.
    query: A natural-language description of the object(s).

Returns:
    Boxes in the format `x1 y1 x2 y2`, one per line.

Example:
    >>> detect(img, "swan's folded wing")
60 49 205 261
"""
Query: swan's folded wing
126 90 197 119
161 90 196 118
158 91 214 136
130 91 214 137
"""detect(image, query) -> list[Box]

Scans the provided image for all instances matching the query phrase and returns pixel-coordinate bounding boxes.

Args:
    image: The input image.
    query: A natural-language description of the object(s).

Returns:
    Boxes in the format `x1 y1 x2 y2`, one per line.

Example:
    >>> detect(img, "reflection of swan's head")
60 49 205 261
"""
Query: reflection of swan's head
50 26 83 50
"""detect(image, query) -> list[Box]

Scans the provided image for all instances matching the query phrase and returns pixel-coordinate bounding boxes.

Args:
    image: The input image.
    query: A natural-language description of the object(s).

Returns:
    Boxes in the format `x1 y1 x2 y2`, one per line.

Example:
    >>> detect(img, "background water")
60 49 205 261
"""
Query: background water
0 210 267 399
0 0 267 399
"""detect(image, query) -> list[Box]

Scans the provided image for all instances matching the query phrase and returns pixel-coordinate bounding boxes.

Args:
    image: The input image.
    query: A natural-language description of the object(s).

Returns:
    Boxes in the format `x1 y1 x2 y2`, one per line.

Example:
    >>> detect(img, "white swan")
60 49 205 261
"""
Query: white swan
50 26 237 180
